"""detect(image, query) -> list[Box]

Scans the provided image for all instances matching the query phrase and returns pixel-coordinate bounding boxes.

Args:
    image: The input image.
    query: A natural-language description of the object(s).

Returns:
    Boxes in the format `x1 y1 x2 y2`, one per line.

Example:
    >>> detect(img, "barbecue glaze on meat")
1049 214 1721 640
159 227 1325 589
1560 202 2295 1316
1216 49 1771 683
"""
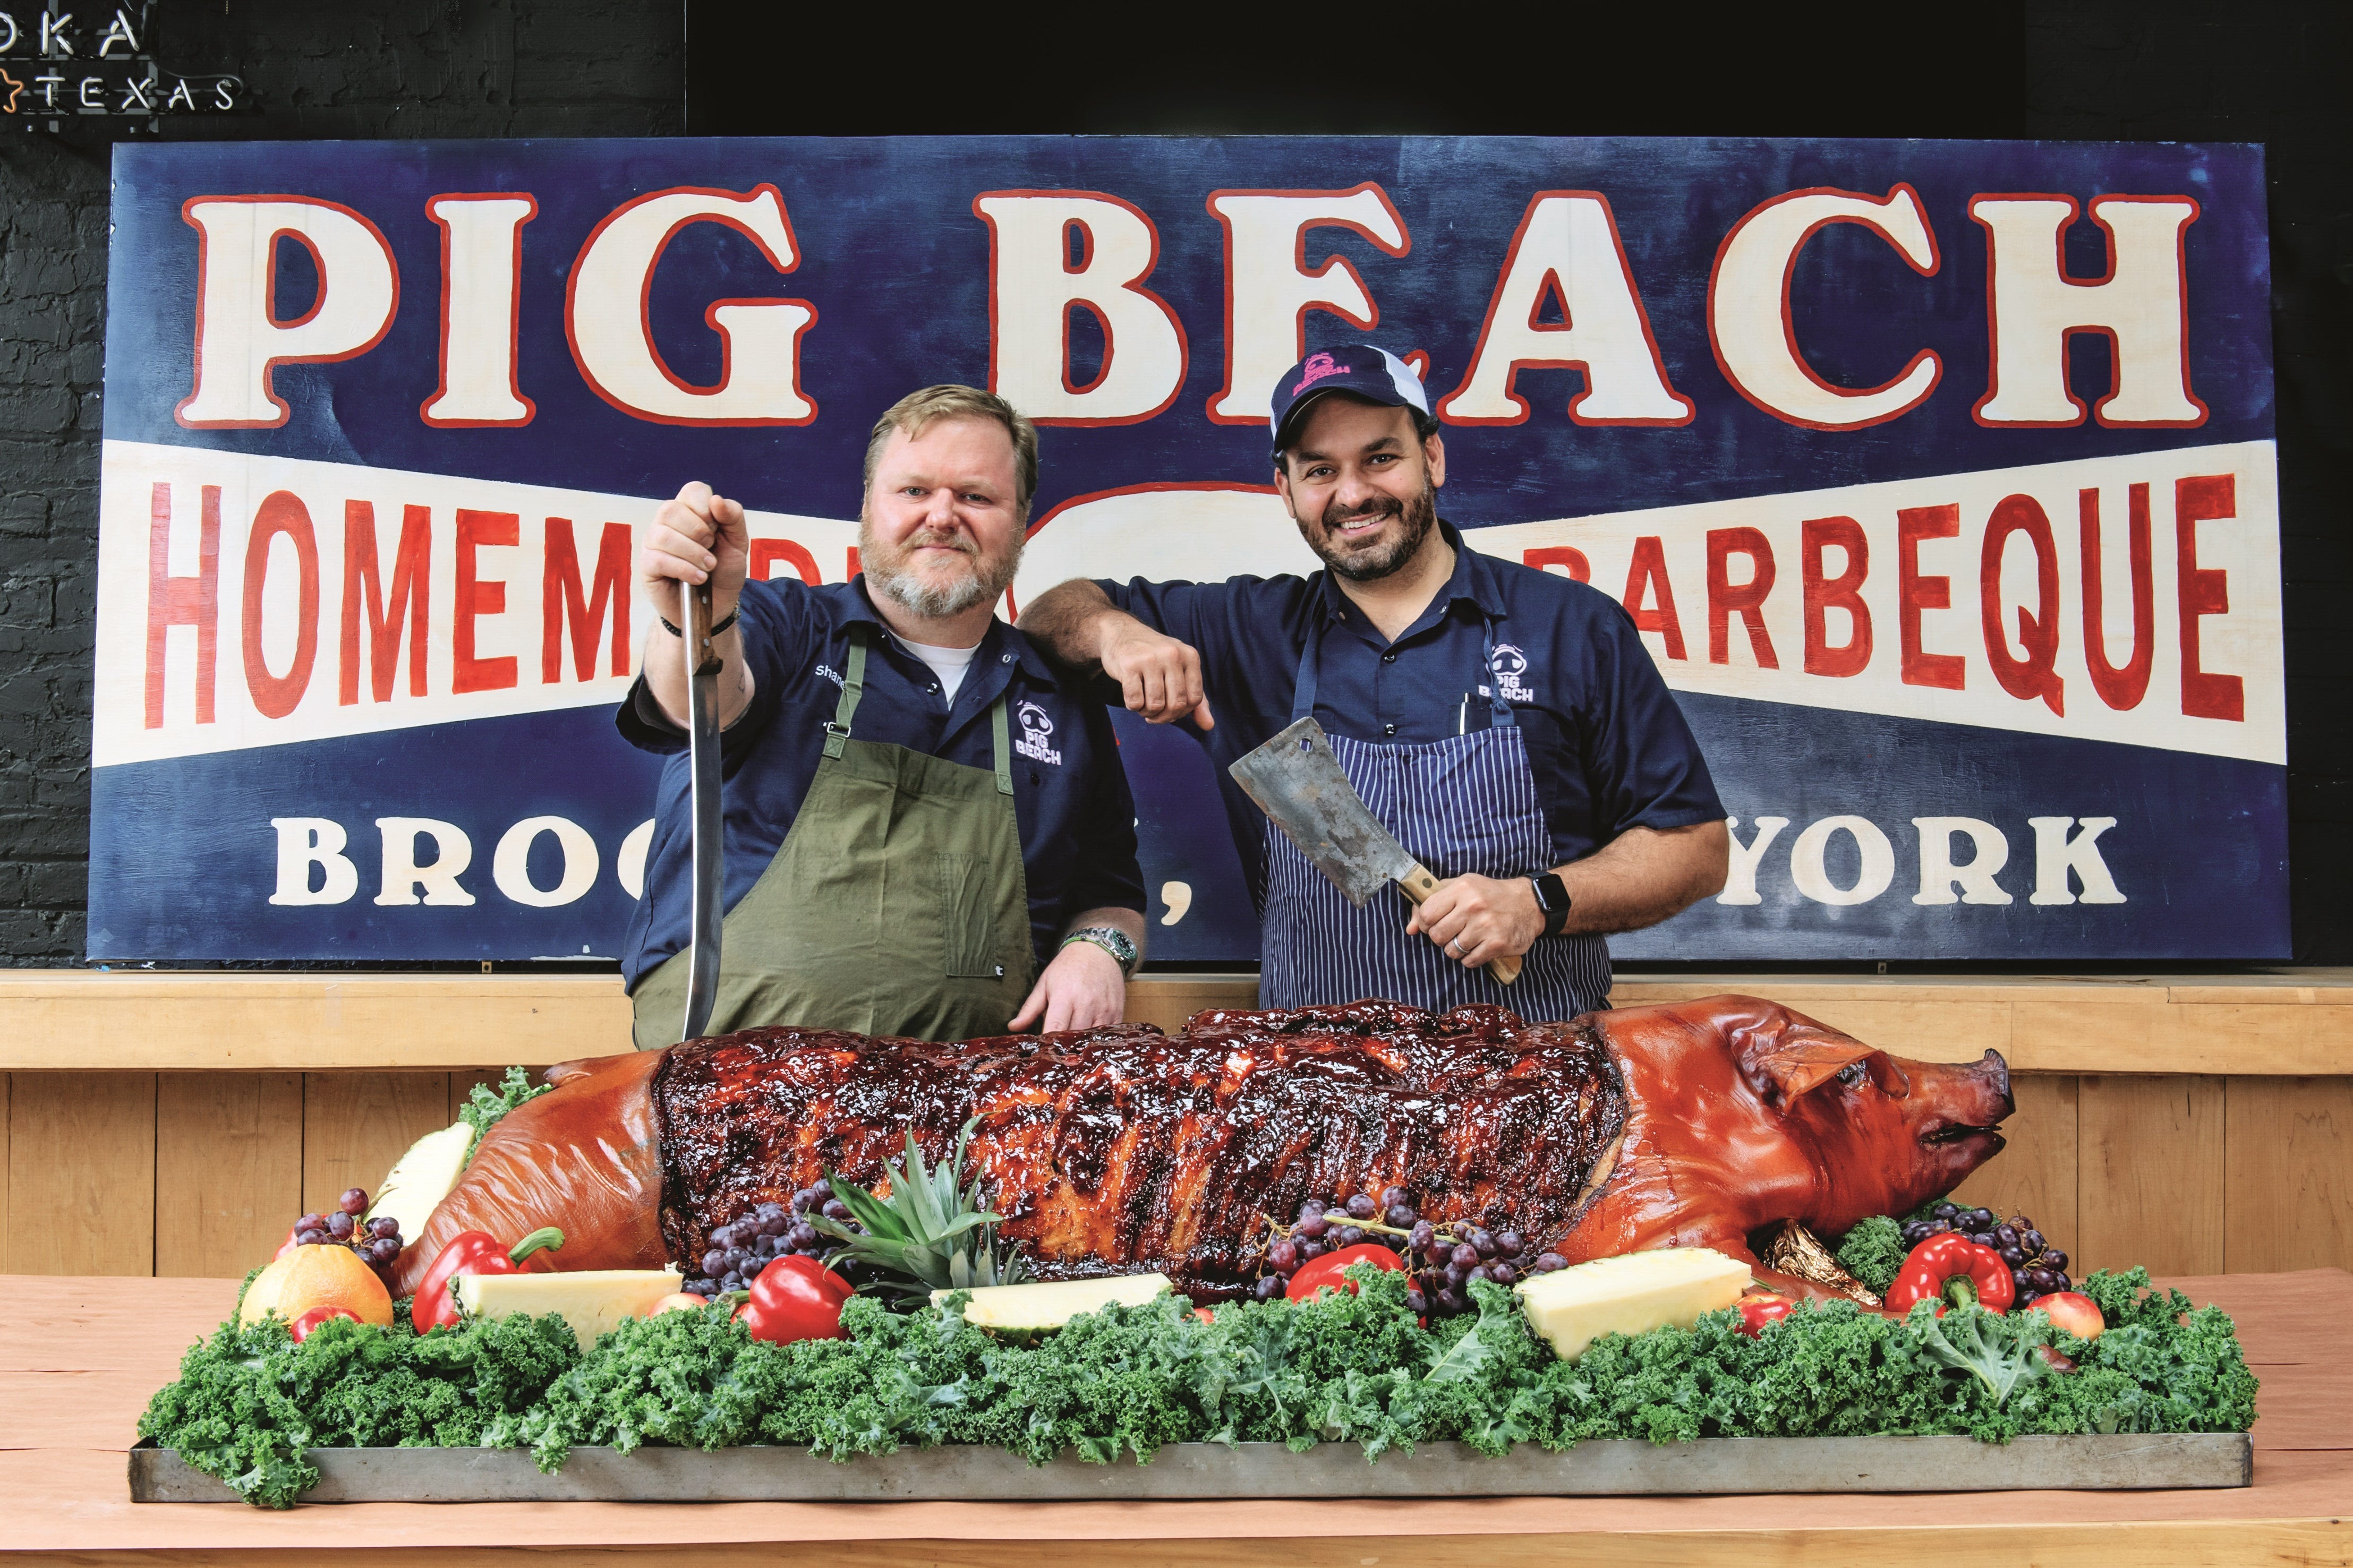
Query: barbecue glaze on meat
652 1000 1626 1298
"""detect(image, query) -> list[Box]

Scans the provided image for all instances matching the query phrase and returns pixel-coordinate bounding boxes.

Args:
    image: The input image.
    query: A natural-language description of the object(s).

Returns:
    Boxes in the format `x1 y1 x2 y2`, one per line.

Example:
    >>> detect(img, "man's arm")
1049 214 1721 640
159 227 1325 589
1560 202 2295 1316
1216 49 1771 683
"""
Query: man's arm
637 482 755 729
1020 579 1214 729
1008 906 1147 1033
1405 819 1730 971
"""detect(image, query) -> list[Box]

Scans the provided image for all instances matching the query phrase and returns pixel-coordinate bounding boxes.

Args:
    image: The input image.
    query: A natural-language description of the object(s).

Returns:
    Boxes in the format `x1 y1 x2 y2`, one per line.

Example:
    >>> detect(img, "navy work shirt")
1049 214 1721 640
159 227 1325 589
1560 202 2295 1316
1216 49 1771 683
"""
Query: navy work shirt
616 577 1146 990
1102 521 1724 907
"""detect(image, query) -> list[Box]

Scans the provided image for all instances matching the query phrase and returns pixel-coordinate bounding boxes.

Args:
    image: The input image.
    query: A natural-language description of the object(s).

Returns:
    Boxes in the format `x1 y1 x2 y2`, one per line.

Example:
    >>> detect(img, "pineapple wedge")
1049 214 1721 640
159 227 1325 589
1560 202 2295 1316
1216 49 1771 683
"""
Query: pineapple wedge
456 1268 681 1350
364 1120 476 1244
1513 1247 1752 1361
936 1274 1173 1331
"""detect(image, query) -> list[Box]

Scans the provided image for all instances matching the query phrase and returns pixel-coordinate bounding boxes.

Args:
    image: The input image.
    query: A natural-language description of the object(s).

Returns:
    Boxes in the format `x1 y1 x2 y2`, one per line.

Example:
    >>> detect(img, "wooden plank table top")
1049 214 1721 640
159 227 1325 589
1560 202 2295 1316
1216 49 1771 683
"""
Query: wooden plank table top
4 1271 2349 1567
12 967 2353 1073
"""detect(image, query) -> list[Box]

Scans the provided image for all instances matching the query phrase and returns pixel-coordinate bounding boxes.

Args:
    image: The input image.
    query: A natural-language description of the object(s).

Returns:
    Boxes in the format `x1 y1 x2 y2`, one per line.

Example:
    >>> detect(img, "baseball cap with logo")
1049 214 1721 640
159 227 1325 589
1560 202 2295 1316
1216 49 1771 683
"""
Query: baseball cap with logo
1268 343 1433 461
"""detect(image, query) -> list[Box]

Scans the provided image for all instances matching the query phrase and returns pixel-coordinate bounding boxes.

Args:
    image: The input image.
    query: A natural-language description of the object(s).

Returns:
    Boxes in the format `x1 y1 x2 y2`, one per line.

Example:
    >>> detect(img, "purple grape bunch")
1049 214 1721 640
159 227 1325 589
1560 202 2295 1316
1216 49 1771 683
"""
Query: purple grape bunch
1903 1201 2073 1308
291 1187 405 1286
1255 1185 1567 1318
681 1178 860 1298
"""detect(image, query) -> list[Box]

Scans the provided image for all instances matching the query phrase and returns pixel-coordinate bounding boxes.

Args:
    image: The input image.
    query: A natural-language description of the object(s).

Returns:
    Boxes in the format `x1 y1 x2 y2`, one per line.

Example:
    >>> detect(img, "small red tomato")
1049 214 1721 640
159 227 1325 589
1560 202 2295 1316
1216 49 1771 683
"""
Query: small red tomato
1733 1290 1795 1338
651 1292 709 1316
1285 1243 1406 1303
1192 1306 1216 1324
289 1306 359 1342
737 1255 854 1344
2033 1291 2107 1341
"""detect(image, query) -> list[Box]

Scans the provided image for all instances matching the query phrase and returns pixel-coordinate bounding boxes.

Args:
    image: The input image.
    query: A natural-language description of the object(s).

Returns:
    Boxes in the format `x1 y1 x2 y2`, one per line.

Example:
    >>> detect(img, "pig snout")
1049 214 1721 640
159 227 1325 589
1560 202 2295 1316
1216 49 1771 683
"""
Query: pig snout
1912 1049 2013 1146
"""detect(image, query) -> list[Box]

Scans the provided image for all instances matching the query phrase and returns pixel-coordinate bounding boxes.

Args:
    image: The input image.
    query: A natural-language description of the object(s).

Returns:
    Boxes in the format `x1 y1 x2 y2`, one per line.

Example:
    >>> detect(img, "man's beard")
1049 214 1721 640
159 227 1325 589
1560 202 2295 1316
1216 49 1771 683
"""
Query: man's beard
1295 480 1438 582
859 520 1025 619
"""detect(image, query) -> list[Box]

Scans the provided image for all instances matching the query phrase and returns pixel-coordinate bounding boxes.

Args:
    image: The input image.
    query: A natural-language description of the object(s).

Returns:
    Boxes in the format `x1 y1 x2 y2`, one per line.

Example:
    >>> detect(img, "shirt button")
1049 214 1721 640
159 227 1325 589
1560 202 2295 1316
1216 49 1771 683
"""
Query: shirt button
1001 653 1014 664
1381 651 1397 663
1383 722 1397 736
927 682 939 693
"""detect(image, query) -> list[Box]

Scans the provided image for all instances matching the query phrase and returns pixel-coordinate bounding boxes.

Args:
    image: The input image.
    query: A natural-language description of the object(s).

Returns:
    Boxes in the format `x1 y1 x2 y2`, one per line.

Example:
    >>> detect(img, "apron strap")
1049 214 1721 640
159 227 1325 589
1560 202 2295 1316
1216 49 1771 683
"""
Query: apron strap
1288 624 1322 725
1479 631 1517 729
989 695 1013 796
822 627 871 759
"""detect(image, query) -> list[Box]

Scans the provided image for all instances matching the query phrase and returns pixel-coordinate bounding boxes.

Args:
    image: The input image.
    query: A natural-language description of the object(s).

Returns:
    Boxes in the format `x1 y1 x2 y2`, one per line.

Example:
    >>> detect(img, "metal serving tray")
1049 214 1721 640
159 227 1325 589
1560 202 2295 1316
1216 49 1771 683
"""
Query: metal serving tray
129 1432 2252 1503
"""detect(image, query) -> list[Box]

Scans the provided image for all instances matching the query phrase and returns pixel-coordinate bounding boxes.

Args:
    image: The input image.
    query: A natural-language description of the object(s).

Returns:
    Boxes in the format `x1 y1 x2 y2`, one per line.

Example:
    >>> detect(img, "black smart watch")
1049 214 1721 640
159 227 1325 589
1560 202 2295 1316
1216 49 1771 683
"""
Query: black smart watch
1530 872 1572 937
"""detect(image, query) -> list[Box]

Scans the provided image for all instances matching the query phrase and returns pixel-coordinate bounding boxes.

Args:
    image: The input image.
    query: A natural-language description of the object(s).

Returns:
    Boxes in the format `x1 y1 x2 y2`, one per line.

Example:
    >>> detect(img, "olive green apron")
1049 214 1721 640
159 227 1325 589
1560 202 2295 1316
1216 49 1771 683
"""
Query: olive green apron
632 627 1034 1047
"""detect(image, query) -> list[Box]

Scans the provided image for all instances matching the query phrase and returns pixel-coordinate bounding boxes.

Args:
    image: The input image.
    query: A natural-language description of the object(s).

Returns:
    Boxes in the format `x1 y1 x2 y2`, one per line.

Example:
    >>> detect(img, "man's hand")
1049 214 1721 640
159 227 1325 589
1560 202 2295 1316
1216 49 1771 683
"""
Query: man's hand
1009 938 1125 1033
636 481 756 730
1406 873 1544 970
639 481 751 627
1099 619 1214 729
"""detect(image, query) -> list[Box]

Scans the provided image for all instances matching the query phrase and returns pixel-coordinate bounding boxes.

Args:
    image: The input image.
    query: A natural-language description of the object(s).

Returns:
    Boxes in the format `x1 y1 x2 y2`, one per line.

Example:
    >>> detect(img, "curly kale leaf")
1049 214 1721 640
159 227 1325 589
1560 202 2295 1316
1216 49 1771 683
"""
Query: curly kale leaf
1916 1304 2051 1406
139 1313 577 1508
1833 1215 1908 1296
459 1066 553 1142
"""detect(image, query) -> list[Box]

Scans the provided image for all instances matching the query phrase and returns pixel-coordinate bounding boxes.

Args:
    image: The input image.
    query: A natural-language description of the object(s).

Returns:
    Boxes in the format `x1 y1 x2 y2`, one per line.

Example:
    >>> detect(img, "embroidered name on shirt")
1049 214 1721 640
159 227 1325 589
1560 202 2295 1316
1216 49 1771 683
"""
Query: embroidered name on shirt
1014 701 1063 766
1490 644 1537 702
814 663 846 688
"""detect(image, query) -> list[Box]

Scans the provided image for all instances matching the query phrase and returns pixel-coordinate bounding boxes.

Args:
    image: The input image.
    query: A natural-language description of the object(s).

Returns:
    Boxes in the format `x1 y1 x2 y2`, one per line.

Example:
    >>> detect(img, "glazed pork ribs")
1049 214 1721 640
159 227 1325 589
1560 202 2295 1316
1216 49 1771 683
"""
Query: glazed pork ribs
652 1000 1627 1299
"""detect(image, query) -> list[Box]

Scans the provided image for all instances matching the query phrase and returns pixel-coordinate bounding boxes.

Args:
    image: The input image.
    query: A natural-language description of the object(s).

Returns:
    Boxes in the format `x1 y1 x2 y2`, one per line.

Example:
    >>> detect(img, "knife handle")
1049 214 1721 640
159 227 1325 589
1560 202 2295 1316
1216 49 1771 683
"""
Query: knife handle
1395 866 1522 986
686 579 721 678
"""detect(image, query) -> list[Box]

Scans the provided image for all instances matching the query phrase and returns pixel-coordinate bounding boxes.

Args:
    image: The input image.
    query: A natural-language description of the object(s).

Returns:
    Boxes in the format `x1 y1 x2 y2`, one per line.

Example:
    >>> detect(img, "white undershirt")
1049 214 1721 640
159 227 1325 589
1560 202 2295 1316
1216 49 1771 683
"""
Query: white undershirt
901 636 982 702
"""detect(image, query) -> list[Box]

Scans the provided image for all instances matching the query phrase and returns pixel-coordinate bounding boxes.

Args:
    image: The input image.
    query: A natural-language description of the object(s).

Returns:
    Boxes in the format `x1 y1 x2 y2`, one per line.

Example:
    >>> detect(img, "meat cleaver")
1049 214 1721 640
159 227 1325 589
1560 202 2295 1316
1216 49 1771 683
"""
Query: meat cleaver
1229 717 1521 985
679 579 725 1042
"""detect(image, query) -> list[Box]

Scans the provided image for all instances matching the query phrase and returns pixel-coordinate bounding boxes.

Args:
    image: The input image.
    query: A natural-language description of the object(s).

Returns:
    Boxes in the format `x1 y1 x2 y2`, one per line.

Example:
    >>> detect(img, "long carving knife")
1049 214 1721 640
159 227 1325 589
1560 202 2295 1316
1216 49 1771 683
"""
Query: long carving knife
1229 717 1520 985
680 579 725 1042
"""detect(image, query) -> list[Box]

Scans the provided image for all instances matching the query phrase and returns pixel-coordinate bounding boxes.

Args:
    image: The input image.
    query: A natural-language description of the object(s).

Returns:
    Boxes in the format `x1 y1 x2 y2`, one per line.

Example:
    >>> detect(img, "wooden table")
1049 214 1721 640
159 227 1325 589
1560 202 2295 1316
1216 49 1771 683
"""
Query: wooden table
6 1271 2349 1567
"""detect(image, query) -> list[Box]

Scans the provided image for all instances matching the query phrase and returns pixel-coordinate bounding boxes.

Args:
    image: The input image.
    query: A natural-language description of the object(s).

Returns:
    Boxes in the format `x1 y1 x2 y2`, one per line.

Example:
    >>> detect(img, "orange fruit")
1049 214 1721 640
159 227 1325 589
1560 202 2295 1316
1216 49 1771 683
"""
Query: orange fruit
240 1244 394 1329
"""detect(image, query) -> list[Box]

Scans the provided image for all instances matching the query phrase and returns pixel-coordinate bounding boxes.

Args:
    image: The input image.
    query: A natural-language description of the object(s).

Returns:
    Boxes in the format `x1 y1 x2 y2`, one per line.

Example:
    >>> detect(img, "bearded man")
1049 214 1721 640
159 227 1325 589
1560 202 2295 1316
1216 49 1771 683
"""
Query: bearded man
1022 346 1726 1020
621 385 1146 1047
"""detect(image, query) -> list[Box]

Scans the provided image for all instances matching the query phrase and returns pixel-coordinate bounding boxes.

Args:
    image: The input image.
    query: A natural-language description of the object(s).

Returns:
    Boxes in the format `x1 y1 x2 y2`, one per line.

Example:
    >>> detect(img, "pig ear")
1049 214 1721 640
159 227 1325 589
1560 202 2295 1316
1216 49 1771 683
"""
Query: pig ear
1732 1017 1904 1102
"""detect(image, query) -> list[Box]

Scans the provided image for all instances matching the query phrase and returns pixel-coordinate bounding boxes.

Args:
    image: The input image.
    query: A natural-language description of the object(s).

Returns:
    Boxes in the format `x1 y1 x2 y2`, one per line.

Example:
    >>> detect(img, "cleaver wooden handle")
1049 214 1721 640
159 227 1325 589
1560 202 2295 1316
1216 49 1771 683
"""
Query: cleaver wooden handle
1395 865 1522 986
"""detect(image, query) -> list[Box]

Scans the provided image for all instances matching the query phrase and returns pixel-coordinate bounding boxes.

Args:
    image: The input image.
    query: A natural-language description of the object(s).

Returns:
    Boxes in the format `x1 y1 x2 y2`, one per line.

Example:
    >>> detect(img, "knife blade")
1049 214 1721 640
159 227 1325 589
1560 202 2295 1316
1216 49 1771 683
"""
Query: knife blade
1228 717 1520 985
679 578 725 1042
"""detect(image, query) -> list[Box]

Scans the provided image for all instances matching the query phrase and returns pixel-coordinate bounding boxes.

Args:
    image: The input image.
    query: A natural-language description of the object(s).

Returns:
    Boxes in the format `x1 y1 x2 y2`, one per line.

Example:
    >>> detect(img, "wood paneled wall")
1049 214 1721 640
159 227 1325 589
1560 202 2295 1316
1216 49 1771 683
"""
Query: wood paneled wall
5 1069 505 1278
5 1068 2349 1281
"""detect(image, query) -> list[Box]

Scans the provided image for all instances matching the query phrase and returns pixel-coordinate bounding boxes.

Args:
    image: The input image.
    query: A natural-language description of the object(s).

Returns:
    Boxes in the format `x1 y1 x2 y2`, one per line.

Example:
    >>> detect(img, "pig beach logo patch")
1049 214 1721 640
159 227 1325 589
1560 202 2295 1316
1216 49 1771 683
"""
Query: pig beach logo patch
1014 701 1062 766
1292 352 1348 394
1489 644 1536 702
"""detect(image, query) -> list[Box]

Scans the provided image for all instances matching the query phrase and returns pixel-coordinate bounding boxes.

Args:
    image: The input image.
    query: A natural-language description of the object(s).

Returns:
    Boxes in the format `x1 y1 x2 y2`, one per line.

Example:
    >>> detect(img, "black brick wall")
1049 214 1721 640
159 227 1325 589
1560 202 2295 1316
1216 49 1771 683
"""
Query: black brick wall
0 0 681 963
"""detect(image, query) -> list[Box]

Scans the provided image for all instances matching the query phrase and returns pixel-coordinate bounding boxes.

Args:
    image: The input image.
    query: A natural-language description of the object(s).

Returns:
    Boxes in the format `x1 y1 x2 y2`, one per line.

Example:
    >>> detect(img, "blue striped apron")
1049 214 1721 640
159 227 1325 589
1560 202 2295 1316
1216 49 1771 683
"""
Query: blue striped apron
1258 622 1612 1020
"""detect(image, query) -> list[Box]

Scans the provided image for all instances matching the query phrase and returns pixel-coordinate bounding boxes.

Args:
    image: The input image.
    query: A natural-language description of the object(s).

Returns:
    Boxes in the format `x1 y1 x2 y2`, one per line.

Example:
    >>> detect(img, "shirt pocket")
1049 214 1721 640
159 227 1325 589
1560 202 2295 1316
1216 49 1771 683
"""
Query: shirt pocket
936 852 1003 977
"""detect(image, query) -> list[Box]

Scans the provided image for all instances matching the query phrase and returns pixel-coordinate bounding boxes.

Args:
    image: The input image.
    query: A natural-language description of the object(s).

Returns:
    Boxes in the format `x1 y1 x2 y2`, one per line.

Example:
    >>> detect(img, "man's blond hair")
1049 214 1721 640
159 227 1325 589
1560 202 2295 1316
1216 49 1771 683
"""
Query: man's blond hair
862 385 1039 518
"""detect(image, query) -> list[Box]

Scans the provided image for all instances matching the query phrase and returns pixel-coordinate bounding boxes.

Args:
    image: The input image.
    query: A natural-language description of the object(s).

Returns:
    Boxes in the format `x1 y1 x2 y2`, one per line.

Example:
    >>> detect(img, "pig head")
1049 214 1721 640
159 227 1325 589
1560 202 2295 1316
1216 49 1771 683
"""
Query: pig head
1559 995 2011 1272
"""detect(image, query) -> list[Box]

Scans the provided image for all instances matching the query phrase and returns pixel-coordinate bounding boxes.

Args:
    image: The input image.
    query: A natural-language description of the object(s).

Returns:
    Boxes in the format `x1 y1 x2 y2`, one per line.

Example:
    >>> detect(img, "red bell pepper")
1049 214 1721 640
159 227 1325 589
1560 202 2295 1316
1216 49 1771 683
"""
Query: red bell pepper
1884 1233 2015 1317
289 1306 358 1342
1285 1243 1406 1303
1733 1290 1795 1338
408 1225 564 1335
736 1255 852 1344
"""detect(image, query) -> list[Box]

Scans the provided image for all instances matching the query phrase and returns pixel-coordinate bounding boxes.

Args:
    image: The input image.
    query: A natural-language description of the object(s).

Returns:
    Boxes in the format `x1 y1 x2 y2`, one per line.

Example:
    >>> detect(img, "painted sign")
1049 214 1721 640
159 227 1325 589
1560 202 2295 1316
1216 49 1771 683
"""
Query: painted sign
92 137 2286 964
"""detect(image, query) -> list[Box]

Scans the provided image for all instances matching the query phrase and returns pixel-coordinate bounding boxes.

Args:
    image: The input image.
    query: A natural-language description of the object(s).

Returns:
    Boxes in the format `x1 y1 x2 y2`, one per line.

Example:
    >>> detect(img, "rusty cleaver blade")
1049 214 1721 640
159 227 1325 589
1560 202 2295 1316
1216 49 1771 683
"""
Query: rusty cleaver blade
1228 717 1519 984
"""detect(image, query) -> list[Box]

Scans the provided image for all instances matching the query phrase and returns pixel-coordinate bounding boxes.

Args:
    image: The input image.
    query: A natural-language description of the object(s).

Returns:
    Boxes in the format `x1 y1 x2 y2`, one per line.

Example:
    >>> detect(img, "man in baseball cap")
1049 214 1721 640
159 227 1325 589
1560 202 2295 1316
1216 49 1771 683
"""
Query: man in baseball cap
1021 344 1727 1020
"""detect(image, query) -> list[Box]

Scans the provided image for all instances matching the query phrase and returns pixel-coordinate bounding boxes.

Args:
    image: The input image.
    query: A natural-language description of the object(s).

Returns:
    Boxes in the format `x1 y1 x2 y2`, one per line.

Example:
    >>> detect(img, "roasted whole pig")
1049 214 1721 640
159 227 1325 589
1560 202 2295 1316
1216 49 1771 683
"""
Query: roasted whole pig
392 995 2010 1301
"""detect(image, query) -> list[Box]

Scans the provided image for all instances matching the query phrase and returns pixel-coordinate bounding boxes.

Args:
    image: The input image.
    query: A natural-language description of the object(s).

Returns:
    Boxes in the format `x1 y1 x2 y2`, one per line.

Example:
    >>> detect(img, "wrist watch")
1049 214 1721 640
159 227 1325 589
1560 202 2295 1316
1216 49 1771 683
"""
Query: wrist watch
1062 925 1139 979
1530 873 1572 938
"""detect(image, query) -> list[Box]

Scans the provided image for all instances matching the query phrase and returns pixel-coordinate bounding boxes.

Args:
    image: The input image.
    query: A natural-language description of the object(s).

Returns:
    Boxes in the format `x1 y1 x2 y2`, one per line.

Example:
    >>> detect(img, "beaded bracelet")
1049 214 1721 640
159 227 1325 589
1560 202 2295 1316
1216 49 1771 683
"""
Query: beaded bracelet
658 607 738 638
